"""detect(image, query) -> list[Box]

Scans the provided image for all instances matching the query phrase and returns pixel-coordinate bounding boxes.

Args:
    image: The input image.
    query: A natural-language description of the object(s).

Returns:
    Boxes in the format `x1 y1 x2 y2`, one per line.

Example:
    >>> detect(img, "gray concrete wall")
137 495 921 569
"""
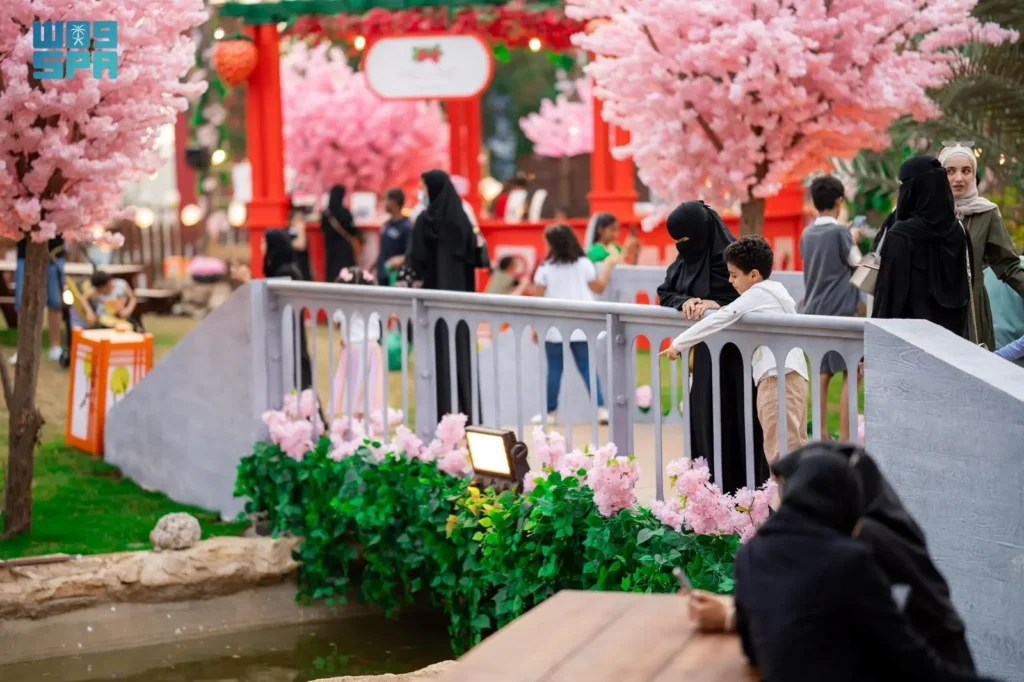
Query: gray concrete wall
865 319 1024 680
104 284 264 519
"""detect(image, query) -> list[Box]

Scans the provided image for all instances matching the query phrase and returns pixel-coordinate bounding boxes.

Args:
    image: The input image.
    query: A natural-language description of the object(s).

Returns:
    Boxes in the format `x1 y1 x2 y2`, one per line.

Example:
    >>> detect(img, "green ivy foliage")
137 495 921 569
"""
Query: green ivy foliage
235 440 739 654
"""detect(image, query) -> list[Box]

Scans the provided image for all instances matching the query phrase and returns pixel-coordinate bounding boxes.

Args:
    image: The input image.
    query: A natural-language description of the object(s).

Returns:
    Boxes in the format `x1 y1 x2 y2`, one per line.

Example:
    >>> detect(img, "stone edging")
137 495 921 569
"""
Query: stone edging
314 661 458 682
0 536 301 620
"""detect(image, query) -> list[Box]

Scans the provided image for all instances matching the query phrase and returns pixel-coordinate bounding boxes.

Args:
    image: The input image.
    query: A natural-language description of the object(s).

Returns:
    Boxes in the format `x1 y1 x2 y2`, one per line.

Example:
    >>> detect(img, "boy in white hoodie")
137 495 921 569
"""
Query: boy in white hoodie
663 236 808 465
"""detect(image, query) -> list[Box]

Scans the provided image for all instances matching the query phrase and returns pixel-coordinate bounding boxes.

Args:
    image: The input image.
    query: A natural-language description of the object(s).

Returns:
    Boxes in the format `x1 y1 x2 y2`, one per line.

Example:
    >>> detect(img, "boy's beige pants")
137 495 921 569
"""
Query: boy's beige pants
756 372 809 466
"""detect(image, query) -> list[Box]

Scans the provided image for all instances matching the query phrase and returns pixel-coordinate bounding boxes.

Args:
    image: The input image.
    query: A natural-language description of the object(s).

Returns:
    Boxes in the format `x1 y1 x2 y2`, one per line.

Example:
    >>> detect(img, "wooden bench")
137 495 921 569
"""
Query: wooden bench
134 288 181 317
438 590 758 682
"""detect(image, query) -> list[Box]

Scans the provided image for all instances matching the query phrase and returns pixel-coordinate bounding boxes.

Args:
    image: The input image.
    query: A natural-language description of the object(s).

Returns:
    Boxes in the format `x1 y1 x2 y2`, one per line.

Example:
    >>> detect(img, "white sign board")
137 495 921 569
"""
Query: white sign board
363 33 494 101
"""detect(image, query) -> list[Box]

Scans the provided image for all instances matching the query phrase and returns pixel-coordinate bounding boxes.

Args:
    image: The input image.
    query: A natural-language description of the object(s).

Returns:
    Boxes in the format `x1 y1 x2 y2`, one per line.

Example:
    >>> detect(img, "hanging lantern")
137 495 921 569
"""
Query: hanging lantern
212 34 258 87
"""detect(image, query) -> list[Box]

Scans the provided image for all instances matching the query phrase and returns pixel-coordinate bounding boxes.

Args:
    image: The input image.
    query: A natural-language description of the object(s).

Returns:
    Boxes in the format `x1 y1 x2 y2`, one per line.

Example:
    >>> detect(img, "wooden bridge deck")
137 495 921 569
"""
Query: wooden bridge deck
438 590 759 682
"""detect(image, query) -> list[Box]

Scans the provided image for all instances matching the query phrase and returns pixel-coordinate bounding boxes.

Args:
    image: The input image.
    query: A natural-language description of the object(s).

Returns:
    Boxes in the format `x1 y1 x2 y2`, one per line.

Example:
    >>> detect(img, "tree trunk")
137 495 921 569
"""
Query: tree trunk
2 240 48 538
739 197 766 237
559 156 571 215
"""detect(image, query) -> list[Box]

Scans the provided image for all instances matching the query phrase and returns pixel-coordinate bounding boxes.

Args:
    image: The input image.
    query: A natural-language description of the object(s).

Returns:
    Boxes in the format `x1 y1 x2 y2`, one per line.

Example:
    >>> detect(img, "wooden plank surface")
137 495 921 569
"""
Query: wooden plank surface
437 591 759 682
0 262 143 276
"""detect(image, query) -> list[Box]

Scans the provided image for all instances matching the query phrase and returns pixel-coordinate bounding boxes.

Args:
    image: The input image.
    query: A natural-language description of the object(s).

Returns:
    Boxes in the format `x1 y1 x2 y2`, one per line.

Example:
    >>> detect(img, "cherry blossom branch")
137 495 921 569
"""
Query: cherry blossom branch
639 23 725 153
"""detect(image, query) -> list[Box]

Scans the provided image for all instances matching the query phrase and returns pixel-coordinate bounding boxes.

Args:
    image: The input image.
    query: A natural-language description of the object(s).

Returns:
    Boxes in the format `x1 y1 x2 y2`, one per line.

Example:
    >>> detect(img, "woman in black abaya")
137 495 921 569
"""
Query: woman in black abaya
873 156 971 337
321 185 359 283
409 170 478 423
657 201 766 493
263 229 314 392
773 442 976 671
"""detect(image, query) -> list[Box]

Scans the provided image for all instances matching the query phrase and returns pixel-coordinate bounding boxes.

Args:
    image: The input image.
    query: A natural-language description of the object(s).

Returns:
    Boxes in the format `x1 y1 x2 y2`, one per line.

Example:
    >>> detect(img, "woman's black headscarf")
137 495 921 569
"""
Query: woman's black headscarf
418 169 475 261
890 156 969 309
326 185 348 220
773 450 864 536
661 201 737 304
263 229 299 279
772 442 973 668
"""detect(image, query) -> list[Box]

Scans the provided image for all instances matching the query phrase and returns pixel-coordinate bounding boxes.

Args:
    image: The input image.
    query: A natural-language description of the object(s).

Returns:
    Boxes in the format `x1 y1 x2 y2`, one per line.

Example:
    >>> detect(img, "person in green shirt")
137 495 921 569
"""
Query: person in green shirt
586 212 635 264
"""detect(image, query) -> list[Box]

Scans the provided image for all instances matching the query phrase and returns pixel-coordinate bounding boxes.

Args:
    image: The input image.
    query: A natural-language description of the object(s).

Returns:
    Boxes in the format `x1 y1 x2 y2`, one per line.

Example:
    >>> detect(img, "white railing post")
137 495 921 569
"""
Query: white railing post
606 312 631 458
250 280 284 422
412 296 436 440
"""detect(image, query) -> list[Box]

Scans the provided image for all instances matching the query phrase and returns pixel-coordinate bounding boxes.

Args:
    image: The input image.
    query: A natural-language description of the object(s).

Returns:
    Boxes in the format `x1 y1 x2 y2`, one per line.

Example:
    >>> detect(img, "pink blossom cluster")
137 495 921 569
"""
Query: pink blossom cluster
635 385 653 410
525 427 641 517
280 42 449 198
519 77 594 158
0 0 208 243
649 457 775 542
568 0 1017 206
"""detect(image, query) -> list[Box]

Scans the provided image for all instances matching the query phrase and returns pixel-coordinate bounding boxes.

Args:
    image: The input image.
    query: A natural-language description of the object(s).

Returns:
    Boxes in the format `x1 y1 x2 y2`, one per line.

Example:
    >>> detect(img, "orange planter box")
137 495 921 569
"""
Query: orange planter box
65 328 154 456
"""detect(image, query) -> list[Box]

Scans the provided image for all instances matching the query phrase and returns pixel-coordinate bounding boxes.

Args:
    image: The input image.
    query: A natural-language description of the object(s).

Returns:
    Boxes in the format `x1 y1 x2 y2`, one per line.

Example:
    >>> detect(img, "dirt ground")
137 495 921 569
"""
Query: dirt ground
0 316 199 443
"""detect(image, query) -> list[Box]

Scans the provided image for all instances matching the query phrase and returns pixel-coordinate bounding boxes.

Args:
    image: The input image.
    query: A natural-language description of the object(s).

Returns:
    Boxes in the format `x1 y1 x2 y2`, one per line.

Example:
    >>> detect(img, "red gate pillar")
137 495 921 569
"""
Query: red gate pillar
446 98 483 216
588 95 636 222
245 24 289 278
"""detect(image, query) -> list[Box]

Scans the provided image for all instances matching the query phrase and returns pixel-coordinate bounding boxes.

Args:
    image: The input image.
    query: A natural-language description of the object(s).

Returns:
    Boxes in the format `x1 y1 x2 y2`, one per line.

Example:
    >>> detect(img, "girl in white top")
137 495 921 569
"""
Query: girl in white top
332 267 384 417
531 224 618 424
662 236 809 465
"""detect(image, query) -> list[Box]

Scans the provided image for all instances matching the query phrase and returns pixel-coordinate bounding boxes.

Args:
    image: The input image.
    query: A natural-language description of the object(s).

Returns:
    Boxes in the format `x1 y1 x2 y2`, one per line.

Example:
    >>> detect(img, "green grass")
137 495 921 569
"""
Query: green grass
0 439 246 560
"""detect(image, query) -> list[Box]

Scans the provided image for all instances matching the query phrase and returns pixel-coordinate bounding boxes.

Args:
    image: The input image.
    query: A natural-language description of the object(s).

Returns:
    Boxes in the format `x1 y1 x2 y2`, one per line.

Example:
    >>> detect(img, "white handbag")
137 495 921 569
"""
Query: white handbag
850 230 886 295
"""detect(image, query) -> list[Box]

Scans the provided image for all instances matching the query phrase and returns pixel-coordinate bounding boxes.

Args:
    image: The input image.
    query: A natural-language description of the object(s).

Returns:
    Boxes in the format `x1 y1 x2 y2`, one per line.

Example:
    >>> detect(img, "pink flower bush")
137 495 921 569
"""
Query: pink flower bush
651 457 775 542
527 427 641 517
281 42 448 197
568 0 1017 210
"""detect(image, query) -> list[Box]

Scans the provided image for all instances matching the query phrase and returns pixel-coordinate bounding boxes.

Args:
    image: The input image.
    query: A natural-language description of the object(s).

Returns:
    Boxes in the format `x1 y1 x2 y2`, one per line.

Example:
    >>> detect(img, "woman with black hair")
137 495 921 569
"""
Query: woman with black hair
321 185 360 283
872 156 971 338
657 200 765 493
409 169 484 423
734 449 997 682
288 206 313 282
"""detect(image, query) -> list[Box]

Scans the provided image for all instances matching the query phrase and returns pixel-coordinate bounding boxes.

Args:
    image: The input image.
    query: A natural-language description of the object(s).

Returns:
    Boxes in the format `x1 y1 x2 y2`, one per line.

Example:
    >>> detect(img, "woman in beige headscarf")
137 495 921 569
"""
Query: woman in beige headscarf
939 143 1024 349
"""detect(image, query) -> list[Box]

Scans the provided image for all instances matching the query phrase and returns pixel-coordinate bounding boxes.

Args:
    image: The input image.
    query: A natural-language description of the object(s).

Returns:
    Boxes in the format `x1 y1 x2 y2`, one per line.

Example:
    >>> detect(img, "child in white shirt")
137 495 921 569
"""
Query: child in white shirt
663 236 808 465
531 224 618 424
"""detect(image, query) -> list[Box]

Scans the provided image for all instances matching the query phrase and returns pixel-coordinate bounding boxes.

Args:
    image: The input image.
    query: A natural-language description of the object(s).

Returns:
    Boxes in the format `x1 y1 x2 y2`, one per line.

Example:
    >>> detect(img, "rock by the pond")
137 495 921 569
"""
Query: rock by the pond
0 536 301 620
316 661 457 682
150 512 202 550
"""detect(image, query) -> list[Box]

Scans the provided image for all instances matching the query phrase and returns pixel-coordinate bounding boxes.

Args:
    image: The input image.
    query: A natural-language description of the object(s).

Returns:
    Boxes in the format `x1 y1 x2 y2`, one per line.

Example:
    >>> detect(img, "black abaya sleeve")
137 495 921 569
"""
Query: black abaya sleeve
657 263 695 310
872 232 913 319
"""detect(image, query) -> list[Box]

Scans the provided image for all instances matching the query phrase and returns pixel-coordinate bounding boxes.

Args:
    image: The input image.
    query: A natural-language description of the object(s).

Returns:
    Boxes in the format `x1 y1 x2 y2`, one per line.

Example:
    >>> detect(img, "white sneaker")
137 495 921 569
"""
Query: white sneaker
597 407 610 425
531 412 558 424
7 351 16 365
47 346 63 361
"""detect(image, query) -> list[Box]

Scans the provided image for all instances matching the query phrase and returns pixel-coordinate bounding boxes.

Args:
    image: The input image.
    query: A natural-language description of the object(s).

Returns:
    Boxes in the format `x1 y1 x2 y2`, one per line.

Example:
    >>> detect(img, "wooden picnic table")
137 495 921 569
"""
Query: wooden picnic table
0 261 144 329
438 590 759 682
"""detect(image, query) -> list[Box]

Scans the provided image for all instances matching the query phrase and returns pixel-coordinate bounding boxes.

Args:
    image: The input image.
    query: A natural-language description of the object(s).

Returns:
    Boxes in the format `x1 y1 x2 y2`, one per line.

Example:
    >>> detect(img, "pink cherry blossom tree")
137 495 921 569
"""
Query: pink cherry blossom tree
568 0 1017 234
0 0 207 537
519 77 594 158
281 42 448 198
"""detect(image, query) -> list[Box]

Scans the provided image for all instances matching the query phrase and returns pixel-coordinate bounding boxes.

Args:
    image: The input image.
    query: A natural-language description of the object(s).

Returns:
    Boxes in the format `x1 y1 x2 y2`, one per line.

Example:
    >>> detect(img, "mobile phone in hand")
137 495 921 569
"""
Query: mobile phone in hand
673 566 692 590
851 215 867 229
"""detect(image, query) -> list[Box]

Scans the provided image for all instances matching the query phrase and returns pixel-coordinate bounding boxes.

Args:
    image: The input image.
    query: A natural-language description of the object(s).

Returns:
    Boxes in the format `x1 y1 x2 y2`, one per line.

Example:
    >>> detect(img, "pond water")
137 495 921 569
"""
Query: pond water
1 614 453 682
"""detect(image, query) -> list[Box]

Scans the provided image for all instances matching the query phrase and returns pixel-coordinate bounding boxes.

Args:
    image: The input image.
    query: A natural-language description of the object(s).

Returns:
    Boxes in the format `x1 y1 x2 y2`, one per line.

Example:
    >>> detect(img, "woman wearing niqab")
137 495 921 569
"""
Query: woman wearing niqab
657 201 766 492
872 156 971 338
321 185 358 283
734 449 995 682
409 170 479 422
772 442 975 671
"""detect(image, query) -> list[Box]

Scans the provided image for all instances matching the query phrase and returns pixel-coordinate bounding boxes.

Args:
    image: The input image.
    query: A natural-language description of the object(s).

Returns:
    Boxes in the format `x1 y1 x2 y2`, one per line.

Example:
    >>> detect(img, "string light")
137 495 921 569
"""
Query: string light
181 204 203 227
354 35 366 51
228 201 247 227
211 149 227 166
568 125 580 137
214 28 225 40
528 37 542 52
134 207 156 230
999 154 1006 166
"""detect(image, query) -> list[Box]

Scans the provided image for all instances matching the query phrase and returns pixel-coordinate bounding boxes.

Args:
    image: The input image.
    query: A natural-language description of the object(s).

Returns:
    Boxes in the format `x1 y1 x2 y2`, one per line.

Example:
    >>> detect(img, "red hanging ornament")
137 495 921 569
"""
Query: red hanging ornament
212 34 258 86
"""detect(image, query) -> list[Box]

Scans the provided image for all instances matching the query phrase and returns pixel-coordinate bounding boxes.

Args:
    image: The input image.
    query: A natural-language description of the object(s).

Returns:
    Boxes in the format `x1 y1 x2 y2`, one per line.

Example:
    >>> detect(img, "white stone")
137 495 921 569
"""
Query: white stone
150 512 202 550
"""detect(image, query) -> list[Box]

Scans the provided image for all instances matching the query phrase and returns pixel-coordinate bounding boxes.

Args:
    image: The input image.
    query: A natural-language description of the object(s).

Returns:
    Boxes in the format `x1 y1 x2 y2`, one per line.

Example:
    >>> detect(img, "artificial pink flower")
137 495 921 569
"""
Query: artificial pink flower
635 385 653 409
277 420 315 461
394 425 424 459
339 268 354 282
436 413 468 449
437 448 471 477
